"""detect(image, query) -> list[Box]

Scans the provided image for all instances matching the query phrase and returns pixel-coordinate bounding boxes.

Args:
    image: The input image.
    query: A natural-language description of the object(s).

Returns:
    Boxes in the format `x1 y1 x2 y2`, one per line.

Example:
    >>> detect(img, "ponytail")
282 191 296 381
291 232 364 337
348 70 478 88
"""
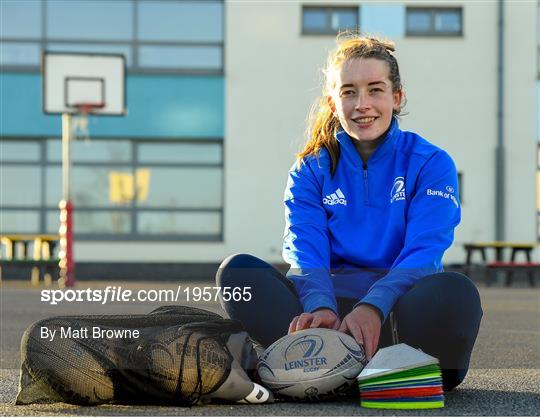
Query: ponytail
297 32 404 175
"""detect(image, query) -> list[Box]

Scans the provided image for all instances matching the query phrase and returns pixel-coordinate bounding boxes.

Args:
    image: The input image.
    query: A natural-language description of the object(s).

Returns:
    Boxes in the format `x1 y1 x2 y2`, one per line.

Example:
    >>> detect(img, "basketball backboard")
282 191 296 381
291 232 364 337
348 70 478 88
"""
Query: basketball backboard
42 52 126 115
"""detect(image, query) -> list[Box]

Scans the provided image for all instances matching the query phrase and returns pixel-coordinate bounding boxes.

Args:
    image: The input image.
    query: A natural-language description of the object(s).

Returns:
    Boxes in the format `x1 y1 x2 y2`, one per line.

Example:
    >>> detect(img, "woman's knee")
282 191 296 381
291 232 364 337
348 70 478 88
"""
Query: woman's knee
396 272 483 336
439 272 479 295
217 253 252 287
218 253 263 270
216 253 279 288
416 272 482 312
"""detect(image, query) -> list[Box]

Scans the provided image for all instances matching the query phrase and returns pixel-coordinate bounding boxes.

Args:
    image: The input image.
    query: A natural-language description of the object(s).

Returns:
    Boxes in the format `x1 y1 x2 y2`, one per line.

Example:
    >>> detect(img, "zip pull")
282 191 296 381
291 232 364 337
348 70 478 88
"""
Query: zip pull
362 163 368 203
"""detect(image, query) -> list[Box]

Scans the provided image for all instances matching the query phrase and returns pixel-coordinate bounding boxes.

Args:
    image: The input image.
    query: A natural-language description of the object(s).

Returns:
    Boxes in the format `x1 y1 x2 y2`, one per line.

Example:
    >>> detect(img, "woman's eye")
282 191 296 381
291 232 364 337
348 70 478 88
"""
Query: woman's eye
341 90 354 96
370 88 382 94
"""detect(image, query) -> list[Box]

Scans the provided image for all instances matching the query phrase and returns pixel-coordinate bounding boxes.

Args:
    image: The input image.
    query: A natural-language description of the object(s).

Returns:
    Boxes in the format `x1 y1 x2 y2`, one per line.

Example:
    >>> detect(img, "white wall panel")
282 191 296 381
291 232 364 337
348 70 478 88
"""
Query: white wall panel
503 1 537 242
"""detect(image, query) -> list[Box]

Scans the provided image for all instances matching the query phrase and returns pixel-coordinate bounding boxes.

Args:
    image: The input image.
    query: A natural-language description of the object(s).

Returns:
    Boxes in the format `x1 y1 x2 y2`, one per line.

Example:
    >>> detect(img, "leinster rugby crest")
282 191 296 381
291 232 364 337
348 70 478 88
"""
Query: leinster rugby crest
283 335 326 373
390 176 406 203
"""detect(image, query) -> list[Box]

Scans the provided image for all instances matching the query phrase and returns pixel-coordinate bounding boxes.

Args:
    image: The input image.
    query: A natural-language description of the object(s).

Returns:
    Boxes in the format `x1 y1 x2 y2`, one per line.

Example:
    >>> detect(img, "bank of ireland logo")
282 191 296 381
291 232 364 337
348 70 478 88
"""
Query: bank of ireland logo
427 185 459 208
390 176 406 203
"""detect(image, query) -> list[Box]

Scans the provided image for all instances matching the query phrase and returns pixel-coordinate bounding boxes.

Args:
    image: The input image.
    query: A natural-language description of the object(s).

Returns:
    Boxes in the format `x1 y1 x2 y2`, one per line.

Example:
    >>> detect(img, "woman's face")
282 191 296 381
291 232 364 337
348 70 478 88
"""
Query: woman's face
328 58 402 142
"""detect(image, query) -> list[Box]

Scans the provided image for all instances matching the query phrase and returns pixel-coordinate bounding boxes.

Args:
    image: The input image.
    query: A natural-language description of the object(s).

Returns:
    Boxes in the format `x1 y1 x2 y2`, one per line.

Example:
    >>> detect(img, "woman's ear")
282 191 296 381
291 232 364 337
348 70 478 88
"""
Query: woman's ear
327 95 336 114
393 89 403 112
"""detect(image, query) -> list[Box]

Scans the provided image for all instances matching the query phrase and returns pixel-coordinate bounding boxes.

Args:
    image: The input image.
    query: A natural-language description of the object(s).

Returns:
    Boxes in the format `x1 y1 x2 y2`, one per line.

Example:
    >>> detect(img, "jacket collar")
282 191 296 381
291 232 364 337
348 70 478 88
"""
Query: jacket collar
336 117 400 166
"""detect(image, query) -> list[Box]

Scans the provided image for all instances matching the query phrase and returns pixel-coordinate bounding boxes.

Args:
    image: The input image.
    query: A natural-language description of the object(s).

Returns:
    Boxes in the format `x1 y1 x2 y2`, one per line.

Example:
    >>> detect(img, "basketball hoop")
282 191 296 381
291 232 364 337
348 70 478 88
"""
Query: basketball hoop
42 52 126 289
71 102 105 141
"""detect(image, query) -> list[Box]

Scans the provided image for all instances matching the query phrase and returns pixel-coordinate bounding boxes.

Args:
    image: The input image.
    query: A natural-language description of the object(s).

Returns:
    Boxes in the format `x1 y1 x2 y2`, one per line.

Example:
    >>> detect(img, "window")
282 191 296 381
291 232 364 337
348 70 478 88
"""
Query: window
138 143 221 164
46 1 133 40
0 43 41 66
137 168 222 209
0 166 41 206
1 211 41 234
137 1 223 42
302 6 358 35
0 0 224 73
47 44 133 66
406 7 462 37
138 45 222 71
138 212 220 235
0 138 223 240
0 0 42 39
0 140 42 233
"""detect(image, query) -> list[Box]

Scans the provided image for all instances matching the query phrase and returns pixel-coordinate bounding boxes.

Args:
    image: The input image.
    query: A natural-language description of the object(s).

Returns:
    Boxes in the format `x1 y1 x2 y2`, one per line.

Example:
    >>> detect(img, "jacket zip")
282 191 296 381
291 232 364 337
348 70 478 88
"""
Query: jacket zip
363 163 369 204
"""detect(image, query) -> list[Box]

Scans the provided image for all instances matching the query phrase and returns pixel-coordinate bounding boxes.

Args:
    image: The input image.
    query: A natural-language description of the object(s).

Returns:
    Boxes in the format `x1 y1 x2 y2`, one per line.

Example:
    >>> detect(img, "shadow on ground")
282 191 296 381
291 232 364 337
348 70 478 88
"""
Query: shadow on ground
2 385 539 417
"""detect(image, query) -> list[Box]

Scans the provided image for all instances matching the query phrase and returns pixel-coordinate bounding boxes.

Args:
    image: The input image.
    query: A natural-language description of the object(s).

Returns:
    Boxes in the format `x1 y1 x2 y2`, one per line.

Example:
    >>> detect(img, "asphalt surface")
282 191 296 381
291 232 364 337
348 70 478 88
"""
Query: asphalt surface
1 279 539 416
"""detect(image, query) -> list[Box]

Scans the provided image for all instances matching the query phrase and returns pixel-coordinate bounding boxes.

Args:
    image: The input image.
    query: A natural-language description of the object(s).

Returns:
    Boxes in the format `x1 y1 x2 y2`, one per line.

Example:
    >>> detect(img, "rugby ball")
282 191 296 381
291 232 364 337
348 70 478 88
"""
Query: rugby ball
256 328 367 401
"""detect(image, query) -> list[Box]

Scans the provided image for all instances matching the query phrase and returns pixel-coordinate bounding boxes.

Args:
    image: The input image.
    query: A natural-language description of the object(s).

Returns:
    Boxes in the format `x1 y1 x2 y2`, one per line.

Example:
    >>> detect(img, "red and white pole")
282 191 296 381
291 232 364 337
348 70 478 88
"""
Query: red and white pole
59 113 75 287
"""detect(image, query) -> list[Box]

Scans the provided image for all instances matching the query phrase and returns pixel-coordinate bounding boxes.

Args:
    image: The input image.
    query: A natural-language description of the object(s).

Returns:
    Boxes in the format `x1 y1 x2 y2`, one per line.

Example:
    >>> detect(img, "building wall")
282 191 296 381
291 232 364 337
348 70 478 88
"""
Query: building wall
224 1 333 263
503 1 537 244
224 0 537 265
79 1 313 262
0 0 228 262
395 1 499 261
1 1 537 266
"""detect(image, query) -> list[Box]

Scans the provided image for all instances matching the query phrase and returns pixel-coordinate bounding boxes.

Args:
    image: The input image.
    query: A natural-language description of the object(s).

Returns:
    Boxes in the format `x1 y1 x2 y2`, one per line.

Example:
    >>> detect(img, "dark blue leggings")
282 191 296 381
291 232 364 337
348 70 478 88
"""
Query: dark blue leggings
216 253 483 392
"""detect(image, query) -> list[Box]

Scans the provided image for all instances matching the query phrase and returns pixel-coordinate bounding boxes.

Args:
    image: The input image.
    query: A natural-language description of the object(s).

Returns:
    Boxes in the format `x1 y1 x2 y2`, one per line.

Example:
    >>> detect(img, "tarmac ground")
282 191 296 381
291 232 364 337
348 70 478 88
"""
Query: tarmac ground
0 279 539 416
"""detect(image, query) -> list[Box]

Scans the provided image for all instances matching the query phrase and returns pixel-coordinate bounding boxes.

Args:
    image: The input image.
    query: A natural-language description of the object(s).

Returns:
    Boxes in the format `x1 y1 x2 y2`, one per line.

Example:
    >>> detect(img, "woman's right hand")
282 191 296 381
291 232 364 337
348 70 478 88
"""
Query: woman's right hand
288 308 341 333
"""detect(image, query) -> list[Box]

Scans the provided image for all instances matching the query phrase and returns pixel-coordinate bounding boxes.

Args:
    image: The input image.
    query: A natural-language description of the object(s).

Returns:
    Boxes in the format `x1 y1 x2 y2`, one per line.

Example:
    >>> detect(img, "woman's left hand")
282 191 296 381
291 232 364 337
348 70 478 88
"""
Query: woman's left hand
338 304 381 361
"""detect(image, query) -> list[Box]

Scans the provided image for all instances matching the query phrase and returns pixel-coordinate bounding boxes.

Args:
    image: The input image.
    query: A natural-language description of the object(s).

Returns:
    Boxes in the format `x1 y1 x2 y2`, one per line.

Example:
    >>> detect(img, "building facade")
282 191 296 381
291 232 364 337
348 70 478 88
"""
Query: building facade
1 1 537 274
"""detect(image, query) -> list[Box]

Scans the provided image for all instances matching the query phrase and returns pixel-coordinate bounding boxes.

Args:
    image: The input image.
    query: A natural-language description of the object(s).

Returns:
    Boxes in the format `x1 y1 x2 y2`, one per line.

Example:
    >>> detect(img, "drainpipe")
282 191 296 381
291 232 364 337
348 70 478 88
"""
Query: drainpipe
496 0 505 241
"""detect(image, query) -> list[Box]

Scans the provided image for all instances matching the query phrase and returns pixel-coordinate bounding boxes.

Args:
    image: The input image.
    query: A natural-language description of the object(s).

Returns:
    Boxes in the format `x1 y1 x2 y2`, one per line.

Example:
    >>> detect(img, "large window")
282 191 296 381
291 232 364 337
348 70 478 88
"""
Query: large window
301 6 359 35
406 7 463 37
0 139 223 240
0 0 224 73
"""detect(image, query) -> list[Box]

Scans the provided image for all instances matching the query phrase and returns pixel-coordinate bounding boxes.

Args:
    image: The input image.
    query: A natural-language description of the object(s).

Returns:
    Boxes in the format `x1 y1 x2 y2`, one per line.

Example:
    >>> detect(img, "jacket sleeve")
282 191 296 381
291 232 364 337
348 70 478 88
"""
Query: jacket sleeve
359 151 461 322
282 160 337 314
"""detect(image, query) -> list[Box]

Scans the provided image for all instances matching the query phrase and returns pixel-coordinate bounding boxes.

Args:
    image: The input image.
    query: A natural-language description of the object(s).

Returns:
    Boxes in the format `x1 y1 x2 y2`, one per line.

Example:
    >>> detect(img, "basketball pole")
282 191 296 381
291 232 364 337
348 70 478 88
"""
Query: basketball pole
59 113 75 287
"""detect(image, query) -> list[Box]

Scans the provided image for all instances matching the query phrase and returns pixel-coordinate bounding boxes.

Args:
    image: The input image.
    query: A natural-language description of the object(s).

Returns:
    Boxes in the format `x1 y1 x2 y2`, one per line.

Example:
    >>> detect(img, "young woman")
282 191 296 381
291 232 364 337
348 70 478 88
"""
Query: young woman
217 34 482 391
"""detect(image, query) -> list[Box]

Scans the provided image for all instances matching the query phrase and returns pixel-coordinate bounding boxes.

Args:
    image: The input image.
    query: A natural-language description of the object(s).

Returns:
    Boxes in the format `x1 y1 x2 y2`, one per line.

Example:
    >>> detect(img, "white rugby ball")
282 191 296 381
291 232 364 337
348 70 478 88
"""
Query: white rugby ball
256 328 367 401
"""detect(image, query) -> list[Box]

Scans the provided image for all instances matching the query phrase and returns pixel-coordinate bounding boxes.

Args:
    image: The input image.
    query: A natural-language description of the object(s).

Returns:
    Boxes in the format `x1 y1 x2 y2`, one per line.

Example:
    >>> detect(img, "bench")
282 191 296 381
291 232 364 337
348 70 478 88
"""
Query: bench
0 235 59 285
485 262 539 287
463 241 538 287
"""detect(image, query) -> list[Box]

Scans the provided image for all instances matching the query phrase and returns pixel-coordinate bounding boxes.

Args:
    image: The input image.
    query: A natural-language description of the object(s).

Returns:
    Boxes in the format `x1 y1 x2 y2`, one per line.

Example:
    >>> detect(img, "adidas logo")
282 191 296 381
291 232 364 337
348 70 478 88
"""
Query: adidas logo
322 188 347 206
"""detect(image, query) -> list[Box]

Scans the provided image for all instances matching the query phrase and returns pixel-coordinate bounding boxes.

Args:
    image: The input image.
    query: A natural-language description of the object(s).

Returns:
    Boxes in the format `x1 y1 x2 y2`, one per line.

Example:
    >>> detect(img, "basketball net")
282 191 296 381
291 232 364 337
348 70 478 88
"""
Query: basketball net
72 114 90 141
71 103 103 141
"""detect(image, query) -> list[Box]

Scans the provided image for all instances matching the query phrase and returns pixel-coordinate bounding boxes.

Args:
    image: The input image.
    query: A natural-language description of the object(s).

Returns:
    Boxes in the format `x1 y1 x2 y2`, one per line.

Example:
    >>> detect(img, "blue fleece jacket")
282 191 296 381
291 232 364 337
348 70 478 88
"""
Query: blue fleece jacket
282 118 461 322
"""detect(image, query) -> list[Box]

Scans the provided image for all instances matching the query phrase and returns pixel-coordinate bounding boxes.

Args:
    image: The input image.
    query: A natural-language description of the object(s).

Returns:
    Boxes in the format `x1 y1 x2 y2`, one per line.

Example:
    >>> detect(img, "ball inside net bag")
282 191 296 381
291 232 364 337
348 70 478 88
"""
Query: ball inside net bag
16 306 272 406
257 328 367 401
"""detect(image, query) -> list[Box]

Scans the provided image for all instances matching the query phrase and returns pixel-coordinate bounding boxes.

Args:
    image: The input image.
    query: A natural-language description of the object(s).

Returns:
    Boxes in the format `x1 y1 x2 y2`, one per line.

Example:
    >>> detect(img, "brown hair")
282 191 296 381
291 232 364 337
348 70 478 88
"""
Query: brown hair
297 33 405 175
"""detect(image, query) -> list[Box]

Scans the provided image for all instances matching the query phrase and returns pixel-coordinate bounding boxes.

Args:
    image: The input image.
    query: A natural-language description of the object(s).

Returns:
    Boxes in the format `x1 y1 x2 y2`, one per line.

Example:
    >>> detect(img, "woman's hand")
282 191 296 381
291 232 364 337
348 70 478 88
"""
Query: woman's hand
338 304 381 361
288 308 341 333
